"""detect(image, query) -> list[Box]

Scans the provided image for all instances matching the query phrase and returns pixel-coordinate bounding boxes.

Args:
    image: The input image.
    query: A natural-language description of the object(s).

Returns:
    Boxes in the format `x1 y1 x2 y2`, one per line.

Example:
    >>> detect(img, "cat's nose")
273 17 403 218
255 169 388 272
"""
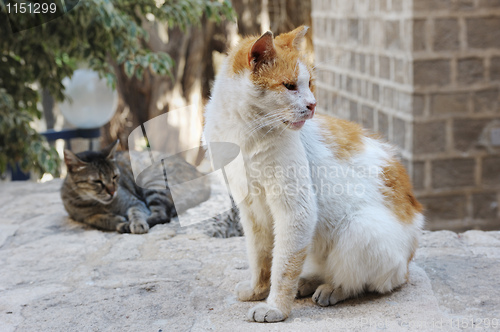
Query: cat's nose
106 186 115 196
307 102 317 112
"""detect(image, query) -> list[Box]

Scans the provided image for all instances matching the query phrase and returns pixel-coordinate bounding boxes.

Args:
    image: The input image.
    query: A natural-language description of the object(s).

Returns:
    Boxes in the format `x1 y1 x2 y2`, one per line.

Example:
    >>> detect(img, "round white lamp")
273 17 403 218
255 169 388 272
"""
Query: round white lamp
59 69 118 129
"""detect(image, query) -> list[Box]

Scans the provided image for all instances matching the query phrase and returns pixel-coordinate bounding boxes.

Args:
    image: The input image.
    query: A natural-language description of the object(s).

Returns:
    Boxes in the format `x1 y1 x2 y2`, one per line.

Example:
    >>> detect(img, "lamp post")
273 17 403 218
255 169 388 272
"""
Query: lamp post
44 68 118 151
11 69 117 180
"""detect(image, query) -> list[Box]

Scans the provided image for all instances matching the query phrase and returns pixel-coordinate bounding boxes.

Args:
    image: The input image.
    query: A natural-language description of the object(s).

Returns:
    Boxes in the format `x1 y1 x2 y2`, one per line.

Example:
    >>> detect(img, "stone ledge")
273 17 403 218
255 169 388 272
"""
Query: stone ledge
0 180 499 331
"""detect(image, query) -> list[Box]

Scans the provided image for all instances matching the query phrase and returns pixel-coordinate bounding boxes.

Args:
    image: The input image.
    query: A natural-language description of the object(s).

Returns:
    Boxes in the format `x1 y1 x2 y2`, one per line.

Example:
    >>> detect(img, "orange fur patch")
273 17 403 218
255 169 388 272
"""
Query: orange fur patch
228 27 314 92
381 160 423 224
314 113 365 160
274 246 308 315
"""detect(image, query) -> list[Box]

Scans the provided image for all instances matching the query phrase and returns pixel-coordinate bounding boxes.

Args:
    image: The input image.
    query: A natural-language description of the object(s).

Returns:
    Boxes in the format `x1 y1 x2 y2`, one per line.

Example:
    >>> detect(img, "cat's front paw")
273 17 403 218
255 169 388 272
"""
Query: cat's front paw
129 220 149 234
114 216 130 233
235 280 269 301
248 303 286 323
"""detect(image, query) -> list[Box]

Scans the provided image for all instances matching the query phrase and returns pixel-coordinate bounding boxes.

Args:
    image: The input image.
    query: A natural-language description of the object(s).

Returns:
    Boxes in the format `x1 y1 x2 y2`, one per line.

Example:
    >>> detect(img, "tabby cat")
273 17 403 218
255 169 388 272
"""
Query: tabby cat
61 141 177 234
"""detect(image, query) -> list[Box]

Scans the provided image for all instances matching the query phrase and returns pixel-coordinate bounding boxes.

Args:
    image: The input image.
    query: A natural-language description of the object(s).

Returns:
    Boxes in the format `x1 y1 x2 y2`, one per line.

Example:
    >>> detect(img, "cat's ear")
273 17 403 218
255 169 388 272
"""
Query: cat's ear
104 139 119 160
64 150 87 173
248 31 276 68
276 25 309 50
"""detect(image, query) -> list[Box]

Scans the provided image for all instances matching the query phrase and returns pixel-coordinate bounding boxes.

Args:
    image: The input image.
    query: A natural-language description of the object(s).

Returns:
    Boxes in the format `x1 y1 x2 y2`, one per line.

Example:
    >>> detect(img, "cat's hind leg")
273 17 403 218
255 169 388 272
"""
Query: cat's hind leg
296 276 323 298
296 255 324 298
144 188 175 226
312 284 351 307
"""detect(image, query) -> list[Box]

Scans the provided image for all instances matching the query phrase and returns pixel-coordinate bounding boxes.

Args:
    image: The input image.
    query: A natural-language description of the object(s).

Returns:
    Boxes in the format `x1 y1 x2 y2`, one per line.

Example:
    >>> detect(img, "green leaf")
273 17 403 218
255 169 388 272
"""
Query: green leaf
124 61 135 78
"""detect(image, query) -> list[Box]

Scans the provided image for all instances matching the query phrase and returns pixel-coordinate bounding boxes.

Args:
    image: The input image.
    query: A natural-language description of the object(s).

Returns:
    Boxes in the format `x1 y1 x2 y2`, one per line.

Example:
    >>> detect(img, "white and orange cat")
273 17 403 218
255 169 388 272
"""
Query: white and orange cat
203 26 424 322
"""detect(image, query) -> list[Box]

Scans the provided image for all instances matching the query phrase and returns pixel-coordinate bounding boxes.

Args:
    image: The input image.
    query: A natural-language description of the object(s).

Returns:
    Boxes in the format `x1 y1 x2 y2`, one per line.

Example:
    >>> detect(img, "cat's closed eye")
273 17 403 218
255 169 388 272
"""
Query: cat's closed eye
93 180 104 187
283 82 297 91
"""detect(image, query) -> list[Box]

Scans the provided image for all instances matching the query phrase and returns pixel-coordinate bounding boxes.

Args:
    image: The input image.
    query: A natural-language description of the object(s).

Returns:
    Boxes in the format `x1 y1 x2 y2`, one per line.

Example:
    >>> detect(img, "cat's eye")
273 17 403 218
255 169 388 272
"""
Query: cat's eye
283 82 297 91
93 180 104 186
113 175 118 180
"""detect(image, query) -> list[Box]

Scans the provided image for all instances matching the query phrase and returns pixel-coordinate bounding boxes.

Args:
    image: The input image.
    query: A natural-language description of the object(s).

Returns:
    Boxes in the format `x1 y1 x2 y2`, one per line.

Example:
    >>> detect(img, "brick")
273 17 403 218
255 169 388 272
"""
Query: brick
473 88 499 113
380 0 388 11
482 156 500 185
457 58 484 85
453 119 489 151
413 94 425 116
432 158 476 188
328 93 339 114
361 105 374 129
473 193 499 219
393 117 407 150
414 60 451 86
349 100 359 122
349 52 356 71
491 57 500 81
359 53 366 73
385 20 401 50
383 87 393 108
392 0 403 11
361 19 370 46
418 194 467 220
414 0 452 11
346 76 353 92
398 92 413 113
413 19 427 51
349 19 359 40
467 18 500 49
478 0 500 8
379 55 391 79
369 55 376 76
394 59 406 84
372 84 380 102
456 0 475 10
377 111 389 139
413 161 426 190
431 92 469 115
433 18 459 51
414 121 447 154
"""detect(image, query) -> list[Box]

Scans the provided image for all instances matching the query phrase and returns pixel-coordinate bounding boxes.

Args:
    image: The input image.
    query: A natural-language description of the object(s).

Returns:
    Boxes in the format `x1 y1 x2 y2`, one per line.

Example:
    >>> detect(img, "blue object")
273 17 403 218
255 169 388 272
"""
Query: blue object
10 127 101 181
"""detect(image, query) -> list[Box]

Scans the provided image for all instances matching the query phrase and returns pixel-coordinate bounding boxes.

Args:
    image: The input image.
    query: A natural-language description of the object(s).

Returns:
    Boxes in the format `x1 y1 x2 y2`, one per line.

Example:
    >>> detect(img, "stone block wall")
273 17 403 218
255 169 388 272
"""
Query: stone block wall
312 0 500 231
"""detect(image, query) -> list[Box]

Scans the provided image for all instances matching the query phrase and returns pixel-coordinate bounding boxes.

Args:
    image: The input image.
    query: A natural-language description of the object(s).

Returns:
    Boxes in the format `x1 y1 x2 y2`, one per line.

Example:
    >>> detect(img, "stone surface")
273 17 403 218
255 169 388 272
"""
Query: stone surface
467 17 500 49
418 194 468 221
433 19 459 51
482 156 500 185
491 57 500 82
432 158 476 189
453 119 490 152
431 93 469 115
457 58 484 85
413 121 447 154
414 60 451 86
1 180 500 331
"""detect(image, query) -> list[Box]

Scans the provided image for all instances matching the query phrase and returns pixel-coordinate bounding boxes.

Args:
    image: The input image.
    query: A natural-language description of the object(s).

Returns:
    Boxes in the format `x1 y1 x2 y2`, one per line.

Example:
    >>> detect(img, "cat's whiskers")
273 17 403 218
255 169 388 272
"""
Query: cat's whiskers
245 110 290 137
249 115 289 138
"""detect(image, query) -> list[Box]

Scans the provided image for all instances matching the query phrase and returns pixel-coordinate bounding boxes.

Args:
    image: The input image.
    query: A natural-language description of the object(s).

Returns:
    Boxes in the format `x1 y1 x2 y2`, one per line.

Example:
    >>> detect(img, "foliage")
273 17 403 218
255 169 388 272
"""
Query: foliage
0 0 234 177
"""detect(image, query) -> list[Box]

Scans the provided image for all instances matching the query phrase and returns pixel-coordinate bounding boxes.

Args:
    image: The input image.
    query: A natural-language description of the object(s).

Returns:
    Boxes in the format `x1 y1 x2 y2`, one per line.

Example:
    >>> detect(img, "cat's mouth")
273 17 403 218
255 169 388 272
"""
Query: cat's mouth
96 194 115 205
283 110 315 130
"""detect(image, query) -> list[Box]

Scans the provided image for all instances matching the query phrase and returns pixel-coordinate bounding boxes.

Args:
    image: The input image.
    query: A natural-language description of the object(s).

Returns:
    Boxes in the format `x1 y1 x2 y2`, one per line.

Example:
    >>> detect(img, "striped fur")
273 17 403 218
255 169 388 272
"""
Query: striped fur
61 141 175 234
